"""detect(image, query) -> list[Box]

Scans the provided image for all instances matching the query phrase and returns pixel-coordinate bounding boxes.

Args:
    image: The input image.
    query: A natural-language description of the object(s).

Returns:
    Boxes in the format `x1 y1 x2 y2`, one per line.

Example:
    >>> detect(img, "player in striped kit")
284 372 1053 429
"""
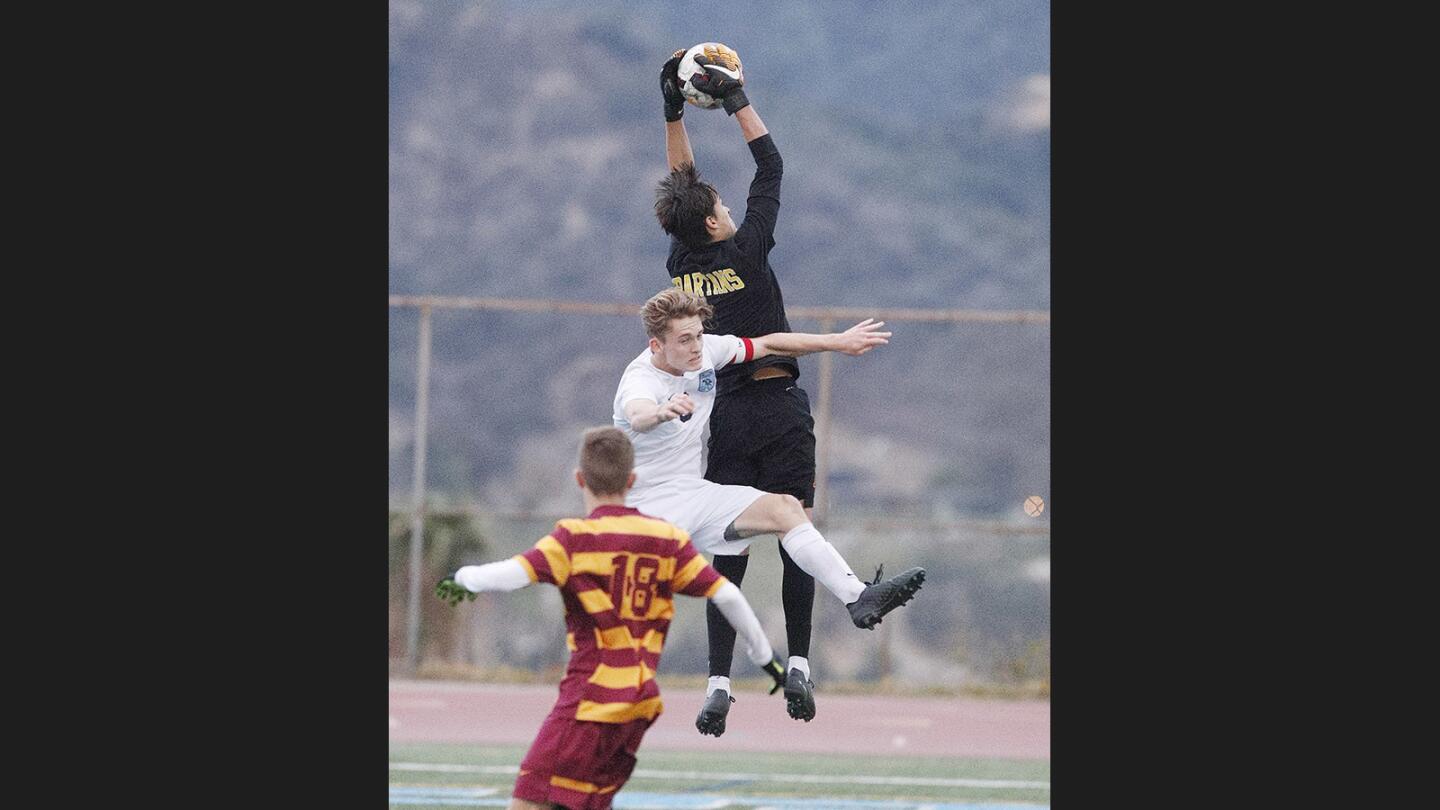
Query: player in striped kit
436 427 785 810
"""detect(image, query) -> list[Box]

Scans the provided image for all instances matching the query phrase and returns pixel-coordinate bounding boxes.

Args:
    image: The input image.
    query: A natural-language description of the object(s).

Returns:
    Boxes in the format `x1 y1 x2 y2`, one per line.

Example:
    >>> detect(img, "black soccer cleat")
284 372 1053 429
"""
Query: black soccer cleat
695 689 735 737
784 668 816 722
846 565 926 630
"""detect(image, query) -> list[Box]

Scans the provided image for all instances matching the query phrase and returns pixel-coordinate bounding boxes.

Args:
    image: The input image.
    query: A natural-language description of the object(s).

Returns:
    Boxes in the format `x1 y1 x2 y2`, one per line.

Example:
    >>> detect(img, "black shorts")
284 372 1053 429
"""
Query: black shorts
705 378 817 508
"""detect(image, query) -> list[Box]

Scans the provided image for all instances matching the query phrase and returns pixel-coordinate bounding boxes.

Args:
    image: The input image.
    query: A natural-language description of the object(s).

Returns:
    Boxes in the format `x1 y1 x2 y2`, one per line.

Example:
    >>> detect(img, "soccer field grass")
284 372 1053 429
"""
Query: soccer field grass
390 742 1051 809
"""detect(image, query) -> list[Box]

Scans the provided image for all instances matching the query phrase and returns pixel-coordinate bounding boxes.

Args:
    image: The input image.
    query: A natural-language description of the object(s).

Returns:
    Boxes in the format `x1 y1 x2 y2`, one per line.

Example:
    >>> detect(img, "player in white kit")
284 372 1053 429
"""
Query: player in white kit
612 287 927 734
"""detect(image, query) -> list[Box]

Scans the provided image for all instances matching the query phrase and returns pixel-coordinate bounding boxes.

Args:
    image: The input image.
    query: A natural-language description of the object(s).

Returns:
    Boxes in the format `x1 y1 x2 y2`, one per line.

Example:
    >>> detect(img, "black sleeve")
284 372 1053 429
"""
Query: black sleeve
732 134 781 262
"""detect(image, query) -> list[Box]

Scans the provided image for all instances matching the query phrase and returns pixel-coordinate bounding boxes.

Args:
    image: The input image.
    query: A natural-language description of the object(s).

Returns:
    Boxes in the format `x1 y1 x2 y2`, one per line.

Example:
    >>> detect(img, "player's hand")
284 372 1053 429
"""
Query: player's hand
661 49 686 122
762 656 787 694
659 393 696 423
690 47 749 115
436 574 477 607
832 319 891 356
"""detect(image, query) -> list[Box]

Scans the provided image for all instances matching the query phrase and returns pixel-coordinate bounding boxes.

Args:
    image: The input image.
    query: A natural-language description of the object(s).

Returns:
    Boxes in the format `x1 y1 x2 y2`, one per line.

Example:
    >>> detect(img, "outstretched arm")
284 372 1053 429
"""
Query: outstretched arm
687 50 781 258
666 120 694 171
686 49 768 141
436 559 532 604
673 534 787 693
710 581 775 666
750 319 891 360
710 580 788 691
670 45 778 248
660 50 696 170
734 104 768 143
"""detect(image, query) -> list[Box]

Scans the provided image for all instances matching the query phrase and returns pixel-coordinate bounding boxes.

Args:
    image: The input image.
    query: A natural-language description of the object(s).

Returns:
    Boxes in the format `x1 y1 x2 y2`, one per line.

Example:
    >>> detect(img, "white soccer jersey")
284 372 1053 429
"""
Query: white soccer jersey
613 333 754 494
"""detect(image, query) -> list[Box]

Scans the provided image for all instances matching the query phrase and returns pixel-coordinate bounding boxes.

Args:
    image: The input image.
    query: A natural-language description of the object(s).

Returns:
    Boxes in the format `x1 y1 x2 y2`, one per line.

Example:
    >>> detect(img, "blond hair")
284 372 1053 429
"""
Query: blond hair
641 287 714 340
579 427 634 496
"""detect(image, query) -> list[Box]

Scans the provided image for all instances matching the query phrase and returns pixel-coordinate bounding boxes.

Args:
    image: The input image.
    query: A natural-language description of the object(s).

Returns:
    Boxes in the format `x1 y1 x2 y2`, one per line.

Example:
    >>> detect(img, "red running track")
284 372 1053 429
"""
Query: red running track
390 680 1048 761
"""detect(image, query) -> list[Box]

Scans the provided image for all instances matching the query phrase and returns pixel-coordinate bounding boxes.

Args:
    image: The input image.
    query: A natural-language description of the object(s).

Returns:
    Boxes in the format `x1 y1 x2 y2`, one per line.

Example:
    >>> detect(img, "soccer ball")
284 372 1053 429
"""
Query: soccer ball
676 42 743 110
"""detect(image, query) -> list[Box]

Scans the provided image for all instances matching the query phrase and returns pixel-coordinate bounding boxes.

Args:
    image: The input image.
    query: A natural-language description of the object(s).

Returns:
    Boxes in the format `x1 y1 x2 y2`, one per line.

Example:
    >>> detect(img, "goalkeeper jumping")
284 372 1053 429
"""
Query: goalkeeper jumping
653 44 927 738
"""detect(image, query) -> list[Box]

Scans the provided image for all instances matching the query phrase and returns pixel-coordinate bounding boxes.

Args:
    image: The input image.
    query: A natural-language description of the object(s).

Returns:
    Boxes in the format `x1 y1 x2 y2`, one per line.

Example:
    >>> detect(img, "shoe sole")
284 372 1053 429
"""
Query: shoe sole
695 695 732 737
852 568 926 630
784 682 815 722
696 716 726 736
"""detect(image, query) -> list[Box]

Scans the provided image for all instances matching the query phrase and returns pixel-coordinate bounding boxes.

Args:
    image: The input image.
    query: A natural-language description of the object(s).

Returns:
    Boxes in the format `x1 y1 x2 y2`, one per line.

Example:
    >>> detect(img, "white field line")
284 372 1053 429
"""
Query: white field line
389 762 1049 790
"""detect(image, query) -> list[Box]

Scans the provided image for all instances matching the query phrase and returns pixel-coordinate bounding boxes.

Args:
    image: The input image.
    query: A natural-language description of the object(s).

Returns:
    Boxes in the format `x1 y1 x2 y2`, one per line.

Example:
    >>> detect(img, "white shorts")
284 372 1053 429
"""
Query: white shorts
626 477 768 556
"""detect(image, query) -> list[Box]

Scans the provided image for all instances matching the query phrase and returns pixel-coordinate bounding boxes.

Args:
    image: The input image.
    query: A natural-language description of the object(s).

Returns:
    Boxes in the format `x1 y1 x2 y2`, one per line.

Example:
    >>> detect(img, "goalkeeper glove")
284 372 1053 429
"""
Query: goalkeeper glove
661 49 686 122
762 655 787 695
689 49 749 115
436 574 477 607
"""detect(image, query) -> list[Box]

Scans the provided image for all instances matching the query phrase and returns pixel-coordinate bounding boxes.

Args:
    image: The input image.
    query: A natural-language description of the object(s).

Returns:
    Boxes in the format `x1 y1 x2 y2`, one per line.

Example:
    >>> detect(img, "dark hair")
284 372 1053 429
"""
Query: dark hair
579 427 634 496
654 162 718 249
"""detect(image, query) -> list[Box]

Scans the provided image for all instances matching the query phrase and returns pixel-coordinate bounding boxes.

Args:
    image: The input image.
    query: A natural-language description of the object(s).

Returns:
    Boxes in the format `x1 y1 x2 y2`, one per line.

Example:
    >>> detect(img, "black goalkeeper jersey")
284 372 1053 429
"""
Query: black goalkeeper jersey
666 134 795 393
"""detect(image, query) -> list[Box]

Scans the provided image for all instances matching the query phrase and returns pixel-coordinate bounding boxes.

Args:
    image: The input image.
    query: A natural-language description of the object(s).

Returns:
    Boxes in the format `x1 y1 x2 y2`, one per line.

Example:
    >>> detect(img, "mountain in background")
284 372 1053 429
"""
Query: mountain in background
389 0 1049 521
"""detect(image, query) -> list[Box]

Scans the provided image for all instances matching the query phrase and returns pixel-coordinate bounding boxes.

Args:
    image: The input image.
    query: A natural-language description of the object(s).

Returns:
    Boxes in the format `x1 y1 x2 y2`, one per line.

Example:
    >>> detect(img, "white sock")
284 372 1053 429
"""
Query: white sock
780 523 866 604
707 676 731 696
788 656 810 679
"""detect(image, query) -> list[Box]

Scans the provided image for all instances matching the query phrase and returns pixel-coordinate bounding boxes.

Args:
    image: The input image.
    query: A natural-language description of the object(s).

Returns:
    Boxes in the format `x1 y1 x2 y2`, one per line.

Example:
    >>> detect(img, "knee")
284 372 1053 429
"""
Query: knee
767 493 805 524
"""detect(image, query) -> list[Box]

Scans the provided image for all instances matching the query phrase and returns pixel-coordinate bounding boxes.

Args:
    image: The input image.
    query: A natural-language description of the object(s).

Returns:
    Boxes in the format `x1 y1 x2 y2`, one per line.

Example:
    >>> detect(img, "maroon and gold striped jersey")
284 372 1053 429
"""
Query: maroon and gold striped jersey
515 504 727 724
